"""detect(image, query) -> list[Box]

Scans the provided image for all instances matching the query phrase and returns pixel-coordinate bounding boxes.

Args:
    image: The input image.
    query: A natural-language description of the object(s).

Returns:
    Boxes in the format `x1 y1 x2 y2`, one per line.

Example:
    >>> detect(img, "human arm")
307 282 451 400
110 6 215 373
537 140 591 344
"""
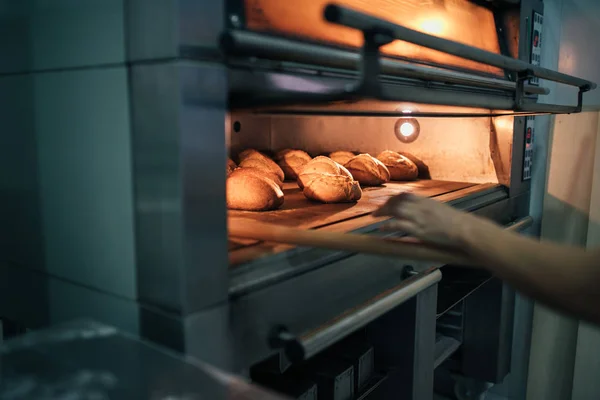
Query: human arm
373 193 600 325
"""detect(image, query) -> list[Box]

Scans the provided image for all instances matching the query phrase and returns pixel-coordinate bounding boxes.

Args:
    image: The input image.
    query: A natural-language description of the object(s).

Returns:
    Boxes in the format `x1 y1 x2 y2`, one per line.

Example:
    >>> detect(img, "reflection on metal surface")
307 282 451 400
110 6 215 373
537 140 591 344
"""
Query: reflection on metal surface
298 269 441 361
0 320 289 400
244 0 503 75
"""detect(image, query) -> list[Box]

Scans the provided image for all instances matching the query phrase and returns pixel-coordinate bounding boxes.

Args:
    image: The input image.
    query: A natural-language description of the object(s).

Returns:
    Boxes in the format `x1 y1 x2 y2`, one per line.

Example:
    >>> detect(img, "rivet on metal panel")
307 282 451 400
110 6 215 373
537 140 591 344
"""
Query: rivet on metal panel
230 14 241 28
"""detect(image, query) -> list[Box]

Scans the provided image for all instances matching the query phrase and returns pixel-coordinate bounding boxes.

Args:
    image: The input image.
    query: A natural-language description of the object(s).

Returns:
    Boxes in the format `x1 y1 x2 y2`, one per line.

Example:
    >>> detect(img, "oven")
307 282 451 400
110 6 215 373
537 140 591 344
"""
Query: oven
0 1 595 400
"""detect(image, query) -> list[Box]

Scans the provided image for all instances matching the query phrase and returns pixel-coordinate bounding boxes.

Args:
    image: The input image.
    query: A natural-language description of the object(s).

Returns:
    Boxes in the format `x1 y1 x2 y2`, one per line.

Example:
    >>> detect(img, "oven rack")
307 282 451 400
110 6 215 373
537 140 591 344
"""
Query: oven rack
222 3 596 117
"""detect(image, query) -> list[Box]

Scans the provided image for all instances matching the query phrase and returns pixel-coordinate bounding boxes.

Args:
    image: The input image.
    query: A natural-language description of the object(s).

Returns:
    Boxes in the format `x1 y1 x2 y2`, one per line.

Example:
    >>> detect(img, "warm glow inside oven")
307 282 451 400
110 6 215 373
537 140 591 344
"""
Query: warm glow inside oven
243 0 503 76
227 105 515 268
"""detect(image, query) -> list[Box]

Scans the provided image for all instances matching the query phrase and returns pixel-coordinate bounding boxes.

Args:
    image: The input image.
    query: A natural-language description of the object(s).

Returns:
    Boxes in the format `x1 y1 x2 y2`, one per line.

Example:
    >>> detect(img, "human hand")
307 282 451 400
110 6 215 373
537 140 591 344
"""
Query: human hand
372 192 477 249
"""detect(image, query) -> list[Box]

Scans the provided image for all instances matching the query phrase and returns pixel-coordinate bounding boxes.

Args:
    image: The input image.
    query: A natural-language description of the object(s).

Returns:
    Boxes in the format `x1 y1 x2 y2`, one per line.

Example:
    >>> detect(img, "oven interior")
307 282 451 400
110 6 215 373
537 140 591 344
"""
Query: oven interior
227 109 516 268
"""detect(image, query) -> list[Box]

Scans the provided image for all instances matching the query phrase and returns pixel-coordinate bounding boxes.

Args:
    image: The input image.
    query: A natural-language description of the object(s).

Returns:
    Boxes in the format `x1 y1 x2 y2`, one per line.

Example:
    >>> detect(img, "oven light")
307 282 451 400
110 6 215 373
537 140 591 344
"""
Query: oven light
394 118 420 143
400 122 415 137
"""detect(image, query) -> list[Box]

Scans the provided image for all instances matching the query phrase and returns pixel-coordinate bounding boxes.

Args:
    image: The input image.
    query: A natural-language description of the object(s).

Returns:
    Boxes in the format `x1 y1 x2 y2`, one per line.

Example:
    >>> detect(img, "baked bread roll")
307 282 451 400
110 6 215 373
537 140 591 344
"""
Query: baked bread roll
303 174 362 203
238 159 284 188
345 154 391 186
237 148 263 162
226 158 237 176
238 150 285 187
275 149 312 180
329 151 355 166
226 168 284 211
297 156 353 189
376 150 419 181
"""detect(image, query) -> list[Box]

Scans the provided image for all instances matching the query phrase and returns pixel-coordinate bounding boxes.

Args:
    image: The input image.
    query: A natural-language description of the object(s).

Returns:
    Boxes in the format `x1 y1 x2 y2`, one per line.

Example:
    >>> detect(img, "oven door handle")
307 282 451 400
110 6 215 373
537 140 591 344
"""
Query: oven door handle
269 269 441 363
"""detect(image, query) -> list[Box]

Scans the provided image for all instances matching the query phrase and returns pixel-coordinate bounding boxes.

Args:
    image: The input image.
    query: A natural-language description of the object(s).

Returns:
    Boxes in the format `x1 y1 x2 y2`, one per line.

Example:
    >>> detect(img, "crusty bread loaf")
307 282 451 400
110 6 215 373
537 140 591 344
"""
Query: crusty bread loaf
329 151 355 166
376 150 419 181
238 158 284 188
275 149 312 180
226 158 237 176
238 154 285 187
303 174 362 203
297 156 353 189
226 168 284 211
237 148 263 162
398 151 430 179
345 154 391 186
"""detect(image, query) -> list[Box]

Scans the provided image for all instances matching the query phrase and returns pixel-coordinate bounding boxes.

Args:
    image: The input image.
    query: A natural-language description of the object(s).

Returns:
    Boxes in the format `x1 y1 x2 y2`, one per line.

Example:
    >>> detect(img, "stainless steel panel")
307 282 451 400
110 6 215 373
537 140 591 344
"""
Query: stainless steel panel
0 0 126 74
126 0 225 61
230 252 415 370
228 67 518 111
300 270 441 361
130 61 229 314
461 279 516 383
0 320 283 400
366 284 438 400
223 30 549 95
185 303 233 371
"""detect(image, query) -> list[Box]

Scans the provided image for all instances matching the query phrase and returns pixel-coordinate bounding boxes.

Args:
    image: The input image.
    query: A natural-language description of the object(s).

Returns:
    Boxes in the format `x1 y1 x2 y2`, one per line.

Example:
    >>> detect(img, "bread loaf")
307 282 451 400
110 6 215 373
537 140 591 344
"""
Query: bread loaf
303 174 362 203
237 148 263 162
329 151 355 166
226 168 284 211
226 158 237 176
376 150 419 181
297 156 353 189
345 154 391 186
238 150 285 187
275 149 312 180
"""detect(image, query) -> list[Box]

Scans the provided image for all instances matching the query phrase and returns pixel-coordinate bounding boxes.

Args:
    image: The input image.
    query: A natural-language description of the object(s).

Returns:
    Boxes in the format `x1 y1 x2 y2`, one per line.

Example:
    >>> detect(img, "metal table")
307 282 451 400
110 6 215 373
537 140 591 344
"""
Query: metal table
0 320 286 400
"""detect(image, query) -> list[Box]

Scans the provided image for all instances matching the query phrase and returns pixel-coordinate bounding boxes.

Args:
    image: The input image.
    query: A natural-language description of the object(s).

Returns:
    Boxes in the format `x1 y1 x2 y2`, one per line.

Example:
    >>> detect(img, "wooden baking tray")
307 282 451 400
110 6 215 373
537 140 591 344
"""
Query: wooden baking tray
229 179 477 266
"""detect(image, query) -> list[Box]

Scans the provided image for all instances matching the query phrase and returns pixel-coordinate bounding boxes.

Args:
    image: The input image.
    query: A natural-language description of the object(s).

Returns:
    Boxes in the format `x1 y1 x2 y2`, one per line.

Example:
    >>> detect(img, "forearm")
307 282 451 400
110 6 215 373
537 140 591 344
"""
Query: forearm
460 216 600 324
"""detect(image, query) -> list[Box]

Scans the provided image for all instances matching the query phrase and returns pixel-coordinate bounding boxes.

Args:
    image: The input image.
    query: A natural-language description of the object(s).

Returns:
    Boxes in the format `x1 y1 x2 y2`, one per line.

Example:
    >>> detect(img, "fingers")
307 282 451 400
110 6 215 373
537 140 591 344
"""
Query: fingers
372 192 417 217
379 219 418 234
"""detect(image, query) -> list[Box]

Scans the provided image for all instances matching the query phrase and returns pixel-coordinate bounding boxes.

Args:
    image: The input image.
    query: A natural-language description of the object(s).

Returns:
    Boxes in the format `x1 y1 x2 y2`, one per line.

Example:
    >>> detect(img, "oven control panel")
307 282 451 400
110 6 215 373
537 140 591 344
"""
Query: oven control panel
523 116 535 181
529 11 543 85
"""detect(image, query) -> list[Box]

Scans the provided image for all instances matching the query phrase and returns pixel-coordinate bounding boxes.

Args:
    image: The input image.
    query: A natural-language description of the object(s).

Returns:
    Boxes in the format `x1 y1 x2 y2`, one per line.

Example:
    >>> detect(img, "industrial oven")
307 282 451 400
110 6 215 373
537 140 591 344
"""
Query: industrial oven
0 0 596 400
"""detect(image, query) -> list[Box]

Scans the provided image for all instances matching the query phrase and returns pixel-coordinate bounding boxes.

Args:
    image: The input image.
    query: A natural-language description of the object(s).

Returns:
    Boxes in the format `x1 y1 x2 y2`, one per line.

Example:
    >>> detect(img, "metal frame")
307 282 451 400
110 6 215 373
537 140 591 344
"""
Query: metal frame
323 4 594 91
129 62 230 315
461 278 516 383
270 269 442 364
510 0 545 198
221 30 547 96
366 284 438 400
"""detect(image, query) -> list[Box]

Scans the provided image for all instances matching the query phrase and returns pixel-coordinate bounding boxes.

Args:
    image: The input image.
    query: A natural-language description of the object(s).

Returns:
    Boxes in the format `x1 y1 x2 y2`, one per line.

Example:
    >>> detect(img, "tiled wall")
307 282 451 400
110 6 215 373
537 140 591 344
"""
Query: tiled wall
0 1 228 331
